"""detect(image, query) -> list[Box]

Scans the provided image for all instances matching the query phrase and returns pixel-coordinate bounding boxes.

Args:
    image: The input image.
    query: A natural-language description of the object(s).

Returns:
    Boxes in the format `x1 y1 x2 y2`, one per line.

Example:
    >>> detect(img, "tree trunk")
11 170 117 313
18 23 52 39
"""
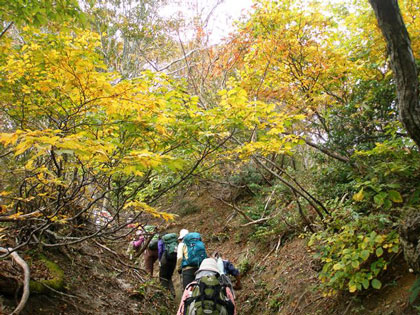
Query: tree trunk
399 211 420 273
369 0 420 148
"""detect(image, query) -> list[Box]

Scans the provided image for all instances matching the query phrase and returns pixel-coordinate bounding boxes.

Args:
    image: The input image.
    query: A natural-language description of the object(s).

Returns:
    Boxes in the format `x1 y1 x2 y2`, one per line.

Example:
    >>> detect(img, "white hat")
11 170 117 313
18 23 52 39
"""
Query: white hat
198 258 220 273
179 229 189 240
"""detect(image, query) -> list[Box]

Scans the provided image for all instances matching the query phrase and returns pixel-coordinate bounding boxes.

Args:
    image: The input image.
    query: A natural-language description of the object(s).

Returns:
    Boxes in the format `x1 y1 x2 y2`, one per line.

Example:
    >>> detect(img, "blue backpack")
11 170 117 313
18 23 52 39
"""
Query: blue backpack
181 232 207 268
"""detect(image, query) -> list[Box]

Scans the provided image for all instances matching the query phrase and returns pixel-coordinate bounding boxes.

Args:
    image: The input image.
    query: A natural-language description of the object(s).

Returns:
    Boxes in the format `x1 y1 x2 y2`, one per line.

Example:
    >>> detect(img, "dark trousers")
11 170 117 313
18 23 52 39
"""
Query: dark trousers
144 248 158 276
159 253 176 296
182 267 198 290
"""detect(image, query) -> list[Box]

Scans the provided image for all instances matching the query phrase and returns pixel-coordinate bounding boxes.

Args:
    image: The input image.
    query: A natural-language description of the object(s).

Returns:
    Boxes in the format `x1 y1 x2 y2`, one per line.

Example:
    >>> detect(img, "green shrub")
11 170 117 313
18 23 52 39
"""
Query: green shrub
309 210 399 295
230 165 263 187
238 258 252 276
178 199 200 216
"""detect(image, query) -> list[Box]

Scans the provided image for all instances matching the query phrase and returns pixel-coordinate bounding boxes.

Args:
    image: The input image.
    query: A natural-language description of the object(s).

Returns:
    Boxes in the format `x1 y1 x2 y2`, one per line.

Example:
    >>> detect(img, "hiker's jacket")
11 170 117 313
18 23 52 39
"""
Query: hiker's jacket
177 241 184 260
176 270 236 315
158 239 164 261
132 236 144 249
176 242 192 271
223 260 239 277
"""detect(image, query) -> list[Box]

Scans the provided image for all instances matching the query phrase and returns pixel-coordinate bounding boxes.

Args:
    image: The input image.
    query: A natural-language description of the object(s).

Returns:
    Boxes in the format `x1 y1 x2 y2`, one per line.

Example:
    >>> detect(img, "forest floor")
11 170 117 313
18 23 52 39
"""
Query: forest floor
1 185 419 314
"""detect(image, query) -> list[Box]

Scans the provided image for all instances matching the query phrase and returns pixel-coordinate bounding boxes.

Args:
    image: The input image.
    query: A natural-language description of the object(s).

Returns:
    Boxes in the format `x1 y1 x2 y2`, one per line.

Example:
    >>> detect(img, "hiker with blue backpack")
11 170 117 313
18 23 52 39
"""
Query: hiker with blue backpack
158 232 178 296
176 231 208 289
176 258 236 315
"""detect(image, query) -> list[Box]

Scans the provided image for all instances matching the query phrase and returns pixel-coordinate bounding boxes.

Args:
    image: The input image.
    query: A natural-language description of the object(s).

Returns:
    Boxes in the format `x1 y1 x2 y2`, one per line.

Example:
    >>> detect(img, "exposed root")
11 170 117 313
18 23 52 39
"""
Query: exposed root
0 247 30 314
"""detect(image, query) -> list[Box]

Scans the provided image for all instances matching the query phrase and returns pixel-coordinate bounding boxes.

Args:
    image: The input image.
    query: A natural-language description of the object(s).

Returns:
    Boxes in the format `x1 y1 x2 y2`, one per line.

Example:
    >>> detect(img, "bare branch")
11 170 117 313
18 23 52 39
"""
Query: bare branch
211 195 253 222
0 22 13 40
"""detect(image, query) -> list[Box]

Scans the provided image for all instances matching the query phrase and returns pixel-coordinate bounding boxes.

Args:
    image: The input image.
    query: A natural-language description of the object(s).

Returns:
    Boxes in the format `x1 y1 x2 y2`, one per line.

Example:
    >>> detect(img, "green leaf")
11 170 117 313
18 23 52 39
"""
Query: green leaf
409 277 420 304
383 198 392 210
388 190 403 203
376 247 383 257
371 279 382 289
373 192 387 207
360 250 370 260
391 245 399 253
362 279 369 290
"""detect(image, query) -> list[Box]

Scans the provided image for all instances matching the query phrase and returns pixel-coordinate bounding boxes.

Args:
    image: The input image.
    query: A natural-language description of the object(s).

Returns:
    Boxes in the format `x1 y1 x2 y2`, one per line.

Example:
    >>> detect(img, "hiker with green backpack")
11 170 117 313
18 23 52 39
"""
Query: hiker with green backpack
143 225 159 276
176 231 208 289
158 232 178 295
176 258 236 315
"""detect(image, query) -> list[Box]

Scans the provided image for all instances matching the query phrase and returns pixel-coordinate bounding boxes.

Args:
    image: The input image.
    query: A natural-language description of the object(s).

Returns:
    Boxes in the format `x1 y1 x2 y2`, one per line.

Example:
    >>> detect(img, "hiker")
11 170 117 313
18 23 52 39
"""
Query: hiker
177 232 208 289
158 232 178 296
176 258 236 315
144 225 159 276
213 252 242 290
126 229 144 260
176 228 189 263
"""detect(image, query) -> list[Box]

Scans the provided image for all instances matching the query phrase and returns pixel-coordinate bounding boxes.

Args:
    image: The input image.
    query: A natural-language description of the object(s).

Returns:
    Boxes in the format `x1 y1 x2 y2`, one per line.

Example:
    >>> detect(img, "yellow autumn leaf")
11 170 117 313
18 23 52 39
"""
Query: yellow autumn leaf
353 188 365 202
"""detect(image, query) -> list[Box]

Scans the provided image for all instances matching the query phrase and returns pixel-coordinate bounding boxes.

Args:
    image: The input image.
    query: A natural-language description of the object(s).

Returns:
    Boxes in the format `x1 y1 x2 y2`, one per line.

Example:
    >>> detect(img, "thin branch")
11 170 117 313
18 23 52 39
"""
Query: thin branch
0 210 41 222
211 195 253 222
150 132 235 203
293 191 314 233
241 216 271 227
0 150 13 158
94 241 147 272
41 283 80 300
0 22 13 39
157 48 203 72
254 157 326 220
259 155 330 216
303 138 350 163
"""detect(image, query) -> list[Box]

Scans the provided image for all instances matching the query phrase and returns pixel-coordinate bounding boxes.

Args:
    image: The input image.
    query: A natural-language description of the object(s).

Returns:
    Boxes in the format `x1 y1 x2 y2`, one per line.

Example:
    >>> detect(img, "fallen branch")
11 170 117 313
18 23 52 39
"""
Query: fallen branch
290 289 309 315
93 241 147 273
41 282 80 300
264 189 276 212
211 195 253 222
241 216 272 227
0 247 30 315
262 234 283 262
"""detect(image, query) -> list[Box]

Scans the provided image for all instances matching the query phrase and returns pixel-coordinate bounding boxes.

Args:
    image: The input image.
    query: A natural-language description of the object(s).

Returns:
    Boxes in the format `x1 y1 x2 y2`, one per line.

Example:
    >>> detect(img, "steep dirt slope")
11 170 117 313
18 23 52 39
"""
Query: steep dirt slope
1 185 418 314
0 241 175 314
169 186 419 315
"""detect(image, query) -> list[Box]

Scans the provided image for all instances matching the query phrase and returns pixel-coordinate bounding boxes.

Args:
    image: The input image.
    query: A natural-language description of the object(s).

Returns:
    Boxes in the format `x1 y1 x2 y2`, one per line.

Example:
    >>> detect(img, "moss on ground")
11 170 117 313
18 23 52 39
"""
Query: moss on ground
30 255 64 294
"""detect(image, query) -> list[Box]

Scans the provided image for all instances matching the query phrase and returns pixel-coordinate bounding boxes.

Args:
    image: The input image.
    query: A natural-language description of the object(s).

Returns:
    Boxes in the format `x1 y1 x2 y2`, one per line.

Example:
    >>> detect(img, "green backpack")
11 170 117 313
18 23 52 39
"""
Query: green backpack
162 233 178 259
145 225 159 250
184 274 235 315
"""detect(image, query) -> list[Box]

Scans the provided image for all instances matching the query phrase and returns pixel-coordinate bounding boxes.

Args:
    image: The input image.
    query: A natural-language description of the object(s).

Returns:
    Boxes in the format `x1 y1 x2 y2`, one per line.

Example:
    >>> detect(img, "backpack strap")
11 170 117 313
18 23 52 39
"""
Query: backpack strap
215 277 235 315
183 281 198 315
183 296 194 315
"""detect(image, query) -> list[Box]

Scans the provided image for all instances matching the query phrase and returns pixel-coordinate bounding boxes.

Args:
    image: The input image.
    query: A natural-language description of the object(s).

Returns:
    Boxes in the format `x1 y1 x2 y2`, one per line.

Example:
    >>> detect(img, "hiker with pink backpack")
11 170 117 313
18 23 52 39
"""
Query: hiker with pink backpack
176 258 236 315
